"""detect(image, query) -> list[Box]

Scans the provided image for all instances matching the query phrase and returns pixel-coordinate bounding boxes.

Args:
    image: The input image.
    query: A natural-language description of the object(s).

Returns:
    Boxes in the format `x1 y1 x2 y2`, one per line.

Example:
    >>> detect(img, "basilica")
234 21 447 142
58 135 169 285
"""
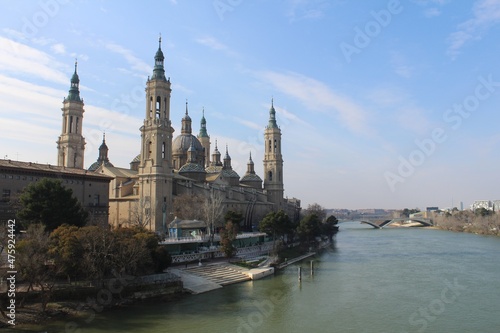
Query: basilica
58 38 301 233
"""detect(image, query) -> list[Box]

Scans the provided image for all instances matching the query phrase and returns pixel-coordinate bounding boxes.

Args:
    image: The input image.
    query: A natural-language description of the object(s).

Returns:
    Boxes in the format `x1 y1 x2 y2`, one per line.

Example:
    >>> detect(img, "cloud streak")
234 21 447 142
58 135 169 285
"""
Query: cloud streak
257 70 370 134
448 0 500 58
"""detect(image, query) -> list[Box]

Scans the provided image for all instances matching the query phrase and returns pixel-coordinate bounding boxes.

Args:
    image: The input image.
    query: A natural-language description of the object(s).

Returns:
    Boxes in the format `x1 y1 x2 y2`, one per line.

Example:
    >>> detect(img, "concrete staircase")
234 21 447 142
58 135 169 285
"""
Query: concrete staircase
184 264 251 286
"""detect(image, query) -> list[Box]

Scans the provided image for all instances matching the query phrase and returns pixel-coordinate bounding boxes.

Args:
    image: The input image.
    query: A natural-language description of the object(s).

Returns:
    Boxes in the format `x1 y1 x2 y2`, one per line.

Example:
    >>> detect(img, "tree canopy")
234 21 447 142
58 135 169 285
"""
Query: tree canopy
17 178 88 231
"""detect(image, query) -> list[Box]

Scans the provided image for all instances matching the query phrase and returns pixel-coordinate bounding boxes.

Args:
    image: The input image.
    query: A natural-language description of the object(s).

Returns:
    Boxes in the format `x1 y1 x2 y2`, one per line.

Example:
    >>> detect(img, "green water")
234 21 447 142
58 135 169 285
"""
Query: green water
29 224 500 332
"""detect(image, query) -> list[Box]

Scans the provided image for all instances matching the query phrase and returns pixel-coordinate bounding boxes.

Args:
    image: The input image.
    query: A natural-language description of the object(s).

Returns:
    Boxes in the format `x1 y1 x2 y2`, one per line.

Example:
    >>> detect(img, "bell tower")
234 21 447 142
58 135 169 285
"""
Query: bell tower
263 99 284 210
57 61 86 169
137 36 174 233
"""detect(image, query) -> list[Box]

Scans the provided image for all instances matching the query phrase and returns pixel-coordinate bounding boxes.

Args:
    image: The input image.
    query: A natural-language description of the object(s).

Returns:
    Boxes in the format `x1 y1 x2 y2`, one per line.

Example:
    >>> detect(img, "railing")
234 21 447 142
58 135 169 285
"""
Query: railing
170 242 274 264
160 232 267 245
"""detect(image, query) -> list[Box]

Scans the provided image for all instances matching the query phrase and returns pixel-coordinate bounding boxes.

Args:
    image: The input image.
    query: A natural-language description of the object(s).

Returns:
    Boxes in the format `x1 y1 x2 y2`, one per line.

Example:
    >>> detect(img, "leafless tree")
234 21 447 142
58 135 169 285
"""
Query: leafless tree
173 193 205 220
129 198 154 229
202 190 224 244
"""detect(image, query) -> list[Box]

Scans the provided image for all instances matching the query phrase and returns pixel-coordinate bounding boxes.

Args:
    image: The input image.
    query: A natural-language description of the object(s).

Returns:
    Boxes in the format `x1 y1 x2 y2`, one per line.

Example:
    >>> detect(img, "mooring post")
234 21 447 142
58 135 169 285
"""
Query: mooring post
298 266 302 281
310 260 314 276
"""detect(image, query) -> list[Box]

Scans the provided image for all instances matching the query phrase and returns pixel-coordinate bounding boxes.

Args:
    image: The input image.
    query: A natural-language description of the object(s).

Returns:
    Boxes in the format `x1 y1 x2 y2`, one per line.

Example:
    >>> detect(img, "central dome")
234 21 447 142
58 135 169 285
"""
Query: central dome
172 134 204 170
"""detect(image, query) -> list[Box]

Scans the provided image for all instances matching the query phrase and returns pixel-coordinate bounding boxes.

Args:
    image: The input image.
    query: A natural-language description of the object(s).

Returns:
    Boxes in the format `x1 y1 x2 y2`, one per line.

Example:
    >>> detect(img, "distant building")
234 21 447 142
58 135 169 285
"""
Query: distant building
470 200 493 212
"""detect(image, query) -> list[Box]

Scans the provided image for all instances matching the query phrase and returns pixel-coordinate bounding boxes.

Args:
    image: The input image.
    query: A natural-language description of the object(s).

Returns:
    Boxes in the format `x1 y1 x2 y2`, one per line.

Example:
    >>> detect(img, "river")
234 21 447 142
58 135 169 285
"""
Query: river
29 223 500 332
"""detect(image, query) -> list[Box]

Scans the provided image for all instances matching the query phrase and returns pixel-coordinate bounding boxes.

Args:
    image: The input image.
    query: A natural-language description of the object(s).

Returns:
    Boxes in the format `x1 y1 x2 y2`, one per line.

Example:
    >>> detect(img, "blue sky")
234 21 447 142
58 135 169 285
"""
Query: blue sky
1 0 500 210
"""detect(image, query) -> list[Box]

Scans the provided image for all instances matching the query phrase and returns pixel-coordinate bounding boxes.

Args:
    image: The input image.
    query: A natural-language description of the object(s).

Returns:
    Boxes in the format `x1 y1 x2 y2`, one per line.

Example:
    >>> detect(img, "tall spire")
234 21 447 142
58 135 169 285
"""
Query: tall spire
152 34 166 80
267 97 278 129
223 144 232 169
67 59 81 102
181 99 192 134
199 107 209 138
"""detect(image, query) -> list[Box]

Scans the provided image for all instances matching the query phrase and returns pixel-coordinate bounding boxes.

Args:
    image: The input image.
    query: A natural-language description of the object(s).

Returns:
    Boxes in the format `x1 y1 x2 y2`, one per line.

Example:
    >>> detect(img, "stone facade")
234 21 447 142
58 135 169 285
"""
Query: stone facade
0 159 111 226
90 38 301 233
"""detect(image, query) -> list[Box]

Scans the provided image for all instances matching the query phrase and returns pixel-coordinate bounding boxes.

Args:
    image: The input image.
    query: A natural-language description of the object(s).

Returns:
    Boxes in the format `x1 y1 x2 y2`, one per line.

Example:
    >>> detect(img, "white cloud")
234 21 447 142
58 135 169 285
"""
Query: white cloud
0 36 69 85
105 42 151 75
257 70 370 134
424 7 441 17
195 36 236 57
286 0 328 22
448 0 500 58
51 42 66 55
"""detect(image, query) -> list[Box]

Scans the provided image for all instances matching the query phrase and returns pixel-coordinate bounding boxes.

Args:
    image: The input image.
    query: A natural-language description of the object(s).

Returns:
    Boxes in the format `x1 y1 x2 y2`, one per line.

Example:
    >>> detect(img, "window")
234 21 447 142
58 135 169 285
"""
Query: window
268 171 273 181
69 116 73 133
274 139 277 152
156 96 161 119
2 189 11 202
76 117 79 134
162 142 166 159
268 140 271 153
149 96 153 118
94 194 100 206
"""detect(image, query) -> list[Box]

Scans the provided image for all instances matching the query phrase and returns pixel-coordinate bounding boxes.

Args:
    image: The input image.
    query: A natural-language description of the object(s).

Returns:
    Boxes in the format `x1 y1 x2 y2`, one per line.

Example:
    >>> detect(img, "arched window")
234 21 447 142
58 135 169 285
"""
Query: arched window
156 96 161 119
274 139 277 152
69 116 73 133
268 171 273 181
148 141 152 159
75 117 79 134
268 140 271 153
149 96 153 118
162 142 166 159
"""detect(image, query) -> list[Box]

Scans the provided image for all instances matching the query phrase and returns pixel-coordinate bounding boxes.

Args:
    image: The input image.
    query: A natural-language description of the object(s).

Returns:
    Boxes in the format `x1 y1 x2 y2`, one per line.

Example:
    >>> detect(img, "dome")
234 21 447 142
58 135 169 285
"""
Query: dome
88 160 114 172
131 154 140 163
179 162 206 174
241 173 262 182
172 134 204 154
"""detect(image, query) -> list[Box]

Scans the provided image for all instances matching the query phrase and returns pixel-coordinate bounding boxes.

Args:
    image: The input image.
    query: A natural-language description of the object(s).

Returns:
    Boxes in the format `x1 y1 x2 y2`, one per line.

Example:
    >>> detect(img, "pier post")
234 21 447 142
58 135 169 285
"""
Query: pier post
298 267 302 281
310 260 314 276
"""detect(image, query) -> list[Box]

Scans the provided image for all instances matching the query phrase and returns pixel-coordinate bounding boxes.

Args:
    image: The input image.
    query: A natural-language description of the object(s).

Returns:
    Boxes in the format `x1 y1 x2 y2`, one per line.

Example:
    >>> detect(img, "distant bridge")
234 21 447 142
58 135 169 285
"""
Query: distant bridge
340 218 433 229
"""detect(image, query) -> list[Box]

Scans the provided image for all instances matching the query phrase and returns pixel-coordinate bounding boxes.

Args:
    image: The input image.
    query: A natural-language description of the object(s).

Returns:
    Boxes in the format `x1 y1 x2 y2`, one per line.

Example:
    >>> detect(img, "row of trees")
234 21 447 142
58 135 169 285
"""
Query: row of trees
258 203 339 249
434 210 500 236
13 224 171 312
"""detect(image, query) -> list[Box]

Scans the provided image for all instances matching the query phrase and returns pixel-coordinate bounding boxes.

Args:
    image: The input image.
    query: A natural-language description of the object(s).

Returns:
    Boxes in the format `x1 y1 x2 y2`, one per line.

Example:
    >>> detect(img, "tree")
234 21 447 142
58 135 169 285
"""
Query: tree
173 193 205 220
220 221 239 259
17 178 88 231
401 208 420 218
322 215 339 241
303 203 326 222
297 214 322 245
475 207 493 217
259 210 292 241
49 224 84 282
225 210 244 227
17 224 56 312
202 191 224 244
129 198 155 229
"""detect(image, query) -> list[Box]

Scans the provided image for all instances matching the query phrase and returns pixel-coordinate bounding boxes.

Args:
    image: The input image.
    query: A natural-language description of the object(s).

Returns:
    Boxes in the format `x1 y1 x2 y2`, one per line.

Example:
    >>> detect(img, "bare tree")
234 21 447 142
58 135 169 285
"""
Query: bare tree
202 190 224 244
129 198 155 229
303 203 326 222
173 193 205 220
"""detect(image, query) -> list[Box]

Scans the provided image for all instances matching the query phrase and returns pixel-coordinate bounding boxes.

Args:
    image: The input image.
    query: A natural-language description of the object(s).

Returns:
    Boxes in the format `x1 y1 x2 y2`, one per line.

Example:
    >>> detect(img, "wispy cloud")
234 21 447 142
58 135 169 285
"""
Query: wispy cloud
286 0 329 22
105 42 151 75
391 52 414 78
257 70 370 134
195 36 236 57
0 36 69 85
51 42 66 55
424 7 442 17
448 0 500 58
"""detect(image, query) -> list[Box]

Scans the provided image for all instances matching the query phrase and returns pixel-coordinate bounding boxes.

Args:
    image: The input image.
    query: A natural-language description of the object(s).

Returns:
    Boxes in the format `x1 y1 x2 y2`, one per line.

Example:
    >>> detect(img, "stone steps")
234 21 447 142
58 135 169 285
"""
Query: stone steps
184 264 251 286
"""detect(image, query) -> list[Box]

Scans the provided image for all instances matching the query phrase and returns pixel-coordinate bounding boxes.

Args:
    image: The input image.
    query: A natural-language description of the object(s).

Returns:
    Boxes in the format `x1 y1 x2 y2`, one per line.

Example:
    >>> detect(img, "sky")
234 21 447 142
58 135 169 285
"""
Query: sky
1 0 500 211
